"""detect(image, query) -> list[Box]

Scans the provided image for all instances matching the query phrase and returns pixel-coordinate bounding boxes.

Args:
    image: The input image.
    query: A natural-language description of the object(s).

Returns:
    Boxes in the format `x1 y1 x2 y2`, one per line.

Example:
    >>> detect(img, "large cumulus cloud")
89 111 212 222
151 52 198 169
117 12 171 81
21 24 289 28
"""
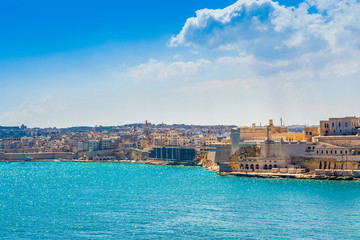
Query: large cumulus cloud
170 0 360 59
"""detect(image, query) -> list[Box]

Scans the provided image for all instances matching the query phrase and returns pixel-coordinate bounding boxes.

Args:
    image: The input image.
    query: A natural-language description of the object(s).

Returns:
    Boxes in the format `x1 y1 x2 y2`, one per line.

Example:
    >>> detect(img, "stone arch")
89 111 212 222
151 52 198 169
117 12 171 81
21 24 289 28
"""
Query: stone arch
319 161 322 169
273 164 277 168
269 164 273 169
240 164 244 170
264 164 268 170
255 164 259 169
324 161 327 169
245 164 249 169
250 164 254 170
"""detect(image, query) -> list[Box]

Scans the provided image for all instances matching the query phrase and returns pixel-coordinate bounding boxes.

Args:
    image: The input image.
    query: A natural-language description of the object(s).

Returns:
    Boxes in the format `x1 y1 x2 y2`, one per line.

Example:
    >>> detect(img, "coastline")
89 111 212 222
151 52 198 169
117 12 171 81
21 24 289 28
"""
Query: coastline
217 171 360 181
0 158 198 167
2 158 359 181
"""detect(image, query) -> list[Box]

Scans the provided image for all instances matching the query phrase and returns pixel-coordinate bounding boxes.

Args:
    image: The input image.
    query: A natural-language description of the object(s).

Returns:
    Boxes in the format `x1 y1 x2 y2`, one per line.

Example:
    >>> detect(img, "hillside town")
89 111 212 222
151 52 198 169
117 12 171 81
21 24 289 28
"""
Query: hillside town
2 117 360 179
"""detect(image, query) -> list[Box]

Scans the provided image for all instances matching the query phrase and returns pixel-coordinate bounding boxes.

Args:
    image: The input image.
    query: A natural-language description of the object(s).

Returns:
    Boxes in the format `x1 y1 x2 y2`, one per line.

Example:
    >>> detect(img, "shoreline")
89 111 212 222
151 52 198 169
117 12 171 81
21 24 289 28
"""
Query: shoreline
0 159 198 167
2 159 359 181
217 171 360 181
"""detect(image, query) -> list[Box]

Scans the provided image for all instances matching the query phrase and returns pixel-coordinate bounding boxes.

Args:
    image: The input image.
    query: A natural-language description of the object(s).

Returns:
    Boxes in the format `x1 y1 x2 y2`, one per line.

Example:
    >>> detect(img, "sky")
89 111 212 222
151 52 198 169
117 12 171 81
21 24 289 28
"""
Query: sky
0 0 359 128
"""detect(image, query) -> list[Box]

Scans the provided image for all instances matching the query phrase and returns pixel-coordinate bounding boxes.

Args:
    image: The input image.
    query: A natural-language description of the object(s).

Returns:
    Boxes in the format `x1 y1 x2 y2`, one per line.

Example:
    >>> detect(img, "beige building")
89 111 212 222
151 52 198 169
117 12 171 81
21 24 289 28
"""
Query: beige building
151 133 166 147
291 142 360 170
230 141 306 171
320 117 359 136
304 126 320 142
231 119 305 153
166 130 181 146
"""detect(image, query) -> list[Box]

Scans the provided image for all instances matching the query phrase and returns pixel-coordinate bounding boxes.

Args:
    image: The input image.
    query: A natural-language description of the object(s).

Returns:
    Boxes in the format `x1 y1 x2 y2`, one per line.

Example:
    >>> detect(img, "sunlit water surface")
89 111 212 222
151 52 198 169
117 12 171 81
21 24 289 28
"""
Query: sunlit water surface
0 162 359 239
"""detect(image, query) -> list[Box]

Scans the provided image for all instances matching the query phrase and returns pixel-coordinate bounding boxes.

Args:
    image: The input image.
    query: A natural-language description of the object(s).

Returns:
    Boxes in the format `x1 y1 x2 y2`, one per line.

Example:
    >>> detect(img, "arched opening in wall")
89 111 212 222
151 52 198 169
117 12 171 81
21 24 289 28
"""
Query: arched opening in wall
345 150 348 154
324 161 327 169
340 150 343 154
328 162 331 169
255 164 259 169
335 150 337 154
319 161 322 169
341 164 344 169
330 150 333 154
316 150 319 154
240 164 244 170
334 163 337 169
321 150 324 154
264 164 268 170
269 165 273 169
245 164 249 169
250 164 254 170
273 164 277 168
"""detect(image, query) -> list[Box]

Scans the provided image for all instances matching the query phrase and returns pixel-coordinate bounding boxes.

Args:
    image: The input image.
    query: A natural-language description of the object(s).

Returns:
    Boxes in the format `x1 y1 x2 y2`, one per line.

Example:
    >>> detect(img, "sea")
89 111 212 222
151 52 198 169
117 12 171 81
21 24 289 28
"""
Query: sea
0 161 359 239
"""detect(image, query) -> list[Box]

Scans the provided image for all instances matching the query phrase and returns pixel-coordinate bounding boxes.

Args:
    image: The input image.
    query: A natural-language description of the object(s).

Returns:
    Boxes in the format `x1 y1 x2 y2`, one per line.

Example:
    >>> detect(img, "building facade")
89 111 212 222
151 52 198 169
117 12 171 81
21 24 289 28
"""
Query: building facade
320 117 359 136
149 147 196 162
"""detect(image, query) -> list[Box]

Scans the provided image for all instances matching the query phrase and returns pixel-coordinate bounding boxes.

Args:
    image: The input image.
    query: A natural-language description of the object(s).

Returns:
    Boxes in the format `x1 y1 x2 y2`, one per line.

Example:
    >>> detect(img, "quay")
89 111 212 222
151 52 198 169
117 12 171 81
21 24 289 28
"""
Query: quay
217 170 360 181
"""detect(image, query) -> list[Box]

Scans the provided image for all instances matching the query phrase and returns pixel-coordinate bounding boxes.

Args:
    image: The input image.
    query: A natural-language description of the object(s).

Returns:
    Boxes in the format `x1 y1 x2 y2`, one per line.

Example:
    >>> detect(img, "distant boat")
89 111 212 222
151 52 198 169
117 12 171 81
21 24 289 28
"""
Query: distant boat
24 157 33 161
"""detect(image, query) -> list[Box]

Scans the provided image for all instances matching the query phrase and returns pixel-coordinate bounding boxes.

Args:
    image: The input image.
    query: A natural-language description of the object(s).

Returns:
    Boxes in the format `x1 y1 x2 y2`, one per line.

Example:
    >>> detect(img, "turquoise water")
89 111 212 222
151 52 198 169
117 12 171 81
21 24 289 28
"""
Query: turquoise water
0 162 360 239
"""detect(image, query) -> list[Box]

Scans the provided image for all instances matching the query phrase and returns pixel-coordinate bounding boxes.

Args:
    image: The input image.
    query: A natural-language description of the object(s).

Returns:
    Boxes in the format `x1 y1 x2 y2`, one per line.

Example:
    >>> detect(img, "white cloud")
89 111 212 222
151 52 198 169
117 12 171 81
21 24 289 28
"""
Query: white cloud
170 0 360 59
121 58 212 82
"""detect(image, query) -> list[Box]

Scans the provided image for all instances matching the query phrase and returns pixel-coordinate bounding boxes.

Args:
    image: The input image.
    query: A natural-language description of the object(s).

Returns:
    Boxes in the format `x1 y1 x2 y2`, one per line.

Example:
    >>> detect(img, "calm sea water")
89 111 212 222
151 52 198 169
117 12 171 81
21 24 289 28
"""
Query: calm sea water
0 162 359 239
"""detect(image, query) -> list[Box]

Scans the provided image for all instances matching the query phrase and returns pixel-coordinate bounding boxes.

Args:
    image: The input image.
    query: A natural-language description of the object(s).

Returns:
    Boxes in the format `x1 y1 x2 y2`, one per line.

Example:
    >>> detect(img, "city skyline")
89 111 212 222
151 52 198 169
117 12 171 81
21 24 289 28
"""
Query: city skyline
1 0 359 128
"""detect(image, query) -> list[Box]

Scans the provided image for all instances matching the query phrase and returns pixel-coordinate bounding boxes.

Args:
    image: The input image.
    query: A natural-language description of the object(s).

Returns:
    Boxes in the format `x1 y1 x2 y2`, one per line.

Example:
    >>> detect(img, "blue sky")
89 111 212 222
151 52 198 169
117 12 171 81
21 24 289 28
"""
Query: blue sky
1 0 359 128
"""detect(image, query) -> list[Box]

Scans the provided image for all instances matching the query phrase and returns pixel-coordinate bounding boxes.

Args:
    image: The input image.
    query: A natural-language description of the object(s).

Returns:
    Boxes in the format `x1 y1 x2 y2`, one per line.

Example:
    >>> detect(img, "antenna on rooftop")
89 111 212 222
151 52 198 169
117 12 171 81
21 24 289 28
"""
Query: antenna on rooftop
280 118 283 127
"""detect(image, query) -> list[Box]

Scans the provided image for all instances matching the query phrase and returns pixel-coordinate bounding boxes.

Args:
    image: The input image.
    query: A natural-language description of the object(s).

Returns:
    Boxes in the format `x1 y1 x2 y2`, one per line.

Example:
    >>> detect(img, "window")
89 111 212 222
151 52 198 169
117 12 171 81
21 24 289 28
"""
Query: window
345 122 348 127
339 122 341 127
310 132 312 135
332 123 334 127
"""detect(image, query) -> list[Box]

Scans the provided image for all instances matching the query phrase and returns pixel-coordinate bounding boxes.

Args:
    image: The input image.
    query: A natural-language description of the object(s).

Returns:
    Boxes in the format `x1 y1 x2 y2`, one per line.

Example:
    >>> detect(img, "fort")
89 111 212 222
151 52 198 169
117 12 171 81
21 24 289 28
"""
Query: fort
216 117 360 180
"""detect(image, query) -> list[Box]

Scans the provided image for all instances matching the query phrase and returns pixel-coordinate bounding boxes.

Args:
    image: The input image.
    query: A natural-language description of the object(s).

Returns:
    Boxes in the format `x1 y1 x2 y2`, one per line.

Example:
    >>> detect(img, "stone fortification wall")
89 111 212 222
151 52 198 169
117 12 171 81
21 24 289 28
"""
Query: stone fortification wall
214 145 231 164
314 136 360 147
292 157 360 170
1 152 73 160
260 142 306 159
207 151 216 162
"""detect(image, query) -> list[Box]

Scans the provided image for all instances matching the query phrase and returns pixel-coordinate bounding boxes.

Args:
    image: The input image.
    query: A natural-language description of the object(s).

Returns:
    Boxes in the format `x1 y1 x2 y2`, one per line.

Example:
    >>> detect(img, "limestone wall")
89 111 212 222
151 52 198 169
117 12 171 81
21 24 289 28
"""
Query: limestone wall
1 152 73 160
214 145 231 164
260 142 306 159
314 136 360 147
292 157 360 170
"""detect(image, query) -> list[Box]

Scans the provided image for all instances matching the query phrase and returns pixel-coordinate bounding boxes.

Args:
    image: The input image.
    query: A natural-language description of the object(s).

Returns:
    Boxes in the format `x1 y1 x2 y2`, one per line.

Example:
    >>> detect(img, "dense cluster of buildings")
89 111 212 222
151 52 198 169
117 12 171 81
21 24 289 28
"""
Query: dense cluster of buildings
2 116 360 175
0 122 232 163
